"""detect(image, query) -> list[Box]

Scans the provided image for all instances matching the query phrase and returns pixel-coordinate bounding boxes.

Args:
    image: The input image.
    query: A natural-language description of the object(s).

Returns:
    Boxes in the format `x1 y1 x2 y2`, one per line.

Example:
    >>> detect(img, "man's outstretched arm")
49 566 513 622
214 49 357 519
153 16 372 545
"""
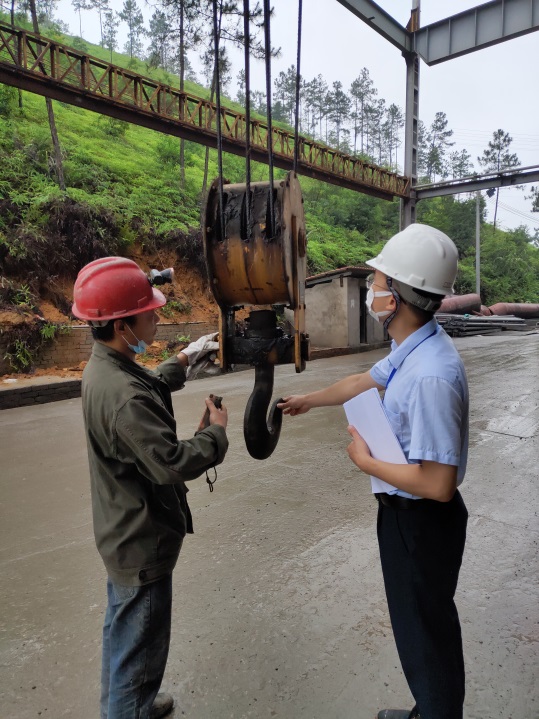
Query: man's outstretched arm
278 371 383 416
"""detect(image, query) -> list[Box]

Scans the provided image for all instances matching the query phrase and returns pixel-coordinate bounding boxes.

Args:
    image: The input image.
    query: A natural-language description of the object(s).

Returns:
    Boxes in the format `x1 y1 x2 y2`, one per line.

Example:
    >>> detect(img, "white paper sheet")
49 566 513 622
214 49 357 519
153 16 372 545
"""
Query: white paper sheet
343 388 407 494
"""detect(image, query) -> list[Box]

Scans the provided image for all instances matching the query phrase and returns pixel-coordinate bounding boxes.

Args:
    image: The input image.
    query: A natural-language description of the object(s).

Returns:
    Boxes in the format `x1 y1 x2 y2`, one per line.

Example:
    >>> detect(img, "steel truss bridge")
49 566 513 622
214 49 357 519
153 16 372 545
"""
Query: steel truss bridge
1 0 538 209
0 22 409 201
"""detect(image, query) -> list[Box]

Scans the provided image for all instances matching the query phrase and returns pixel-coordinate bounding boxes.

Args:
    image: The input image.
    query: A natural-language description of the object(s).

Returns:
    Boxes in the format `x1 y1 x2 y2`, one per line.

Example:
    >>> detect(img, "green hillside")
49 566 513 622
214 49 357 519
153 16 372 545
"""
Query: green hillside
1 18 538 315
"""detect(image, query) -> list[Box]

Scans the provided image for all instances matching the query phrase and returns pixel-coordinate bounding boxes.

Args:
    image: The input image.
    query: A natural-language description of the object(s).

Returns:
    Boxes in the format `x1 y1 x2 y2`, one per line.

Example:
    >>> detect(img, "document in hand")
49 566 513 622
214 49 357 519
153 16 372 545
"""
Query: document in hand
343 387 408 494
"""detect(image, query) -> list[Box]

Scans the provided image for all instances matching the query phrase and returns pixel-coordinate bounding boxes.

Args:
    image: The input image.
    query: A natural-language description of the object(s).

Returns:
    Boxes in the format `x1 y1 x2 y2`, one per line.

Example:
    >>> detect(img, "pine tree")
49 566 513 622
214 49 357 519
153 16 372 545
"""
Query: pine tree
102 8 117 61
28 0 65 190
71 0 90 38
349 68 377 155
527 186 539 212
147 8 173 70
369 97 386 164
160 0 201 186
417 119 428 179
305 74 328 140
425 111 454 182
118 0 146 59
383 103 404 170
273 65 297 125
478 129 520 228
449 149 473 179
327 81 351 150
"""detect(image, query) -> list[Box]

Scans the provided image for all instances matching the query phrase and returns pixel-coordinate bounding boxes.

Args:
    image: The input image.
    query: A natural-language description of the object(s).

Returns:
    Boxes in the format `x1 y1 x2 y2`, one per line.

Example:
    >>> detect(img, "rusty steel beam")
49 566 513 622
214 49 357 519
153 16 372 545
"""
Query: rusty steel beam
0 23 409 200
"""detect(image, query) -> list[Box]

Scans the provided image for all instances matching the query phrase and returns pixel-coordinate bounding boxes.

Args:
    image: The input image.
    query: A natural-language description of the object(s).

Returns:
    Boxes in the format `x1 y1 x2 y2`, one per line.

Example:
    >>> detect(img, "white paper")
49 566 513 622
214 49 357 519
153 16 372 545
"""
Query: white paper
343 388 407 494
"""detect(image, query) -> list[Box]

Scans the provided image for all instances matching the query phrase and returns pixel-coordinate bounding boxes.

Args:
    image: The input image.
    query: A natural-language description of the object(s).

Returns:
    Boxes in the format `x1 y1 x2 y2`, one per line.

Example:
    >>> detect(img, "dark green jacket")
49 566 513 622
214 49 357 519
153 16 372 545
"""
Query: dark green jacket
81 342 228 586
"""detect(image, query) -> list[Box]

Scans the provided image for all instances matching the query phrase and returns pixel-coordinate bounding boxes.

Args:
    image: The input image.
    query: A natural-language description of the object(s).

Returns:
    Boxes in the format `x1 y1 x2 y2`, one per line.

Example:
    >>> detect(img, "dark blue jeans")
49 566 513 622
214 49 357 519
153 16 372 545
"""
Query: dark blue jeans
100 575 172 719
377 491 468 719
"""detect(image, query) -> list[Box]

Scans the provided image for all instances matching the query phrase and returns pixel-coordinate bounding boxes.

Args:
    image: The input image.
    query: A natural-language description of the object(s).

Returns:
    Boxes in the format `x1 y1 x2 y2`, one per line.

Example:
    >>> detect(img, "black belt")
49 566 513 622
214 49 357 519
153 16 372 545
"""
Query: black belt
375 493 423 510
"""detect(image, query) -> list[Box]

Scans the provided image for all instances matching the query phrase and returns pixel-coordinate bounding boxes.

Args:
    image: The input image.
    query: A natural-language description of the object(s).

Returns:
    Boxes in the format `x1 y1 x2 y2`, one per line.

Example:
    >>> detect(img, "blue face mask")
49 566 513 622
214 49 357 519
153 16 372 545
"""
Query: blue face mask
123 326 148 355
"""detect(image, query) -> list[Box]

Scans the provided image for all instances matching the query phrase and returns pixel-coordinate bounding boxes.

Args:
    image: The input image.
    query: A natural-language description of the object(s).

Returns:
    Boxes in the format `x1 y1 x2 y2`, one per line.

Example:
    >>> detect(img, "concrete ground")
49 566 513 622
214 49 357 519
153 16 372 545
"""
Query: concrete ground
0 332 538 719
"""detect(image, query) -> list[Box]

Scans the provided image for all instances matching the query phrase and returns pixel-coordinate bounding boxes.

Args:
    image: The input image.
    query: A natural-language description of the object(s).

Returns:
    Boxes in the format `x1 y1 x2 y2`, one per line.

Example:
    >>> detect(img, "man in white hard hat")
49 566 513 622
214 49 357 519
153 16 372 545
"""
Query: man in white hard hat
279 224 469 719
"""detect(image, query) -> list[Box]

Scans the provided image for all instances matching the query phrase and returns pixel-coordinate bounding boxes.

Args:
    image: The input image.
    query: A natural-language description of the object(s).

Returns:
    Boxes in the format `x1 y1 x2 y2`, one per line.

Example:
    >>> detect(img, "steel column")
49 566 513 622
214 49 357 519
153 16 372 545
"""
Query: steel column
401 1 420 229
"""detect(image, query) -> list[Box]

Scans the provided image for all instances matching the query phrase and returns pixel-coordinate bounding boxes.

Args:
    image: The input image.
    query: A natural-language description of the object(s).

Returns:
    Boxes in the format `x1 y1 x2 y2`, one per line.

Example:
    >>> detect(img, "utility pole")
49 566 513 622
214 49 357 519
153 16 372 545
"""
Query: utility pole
475 191 481 296
400 0 420 230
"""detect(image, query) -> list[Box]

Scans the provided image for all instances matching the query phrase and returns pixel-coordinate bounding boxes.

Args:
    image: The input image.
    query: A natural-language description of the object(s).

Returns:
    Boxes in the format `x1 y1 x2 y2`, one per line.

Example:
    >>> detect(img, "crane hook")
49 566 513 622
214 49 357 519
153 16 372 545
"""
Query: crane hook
244 364 283 460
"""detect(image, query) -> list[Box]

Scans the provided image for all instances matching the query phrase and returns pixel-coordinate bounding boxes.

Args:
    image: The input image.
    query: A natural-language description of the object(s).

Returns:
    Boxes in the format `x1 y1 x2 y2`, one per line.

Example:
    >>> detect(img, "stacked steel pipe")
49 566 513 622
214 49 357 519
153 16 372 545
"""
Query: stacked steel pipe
435 295 539 336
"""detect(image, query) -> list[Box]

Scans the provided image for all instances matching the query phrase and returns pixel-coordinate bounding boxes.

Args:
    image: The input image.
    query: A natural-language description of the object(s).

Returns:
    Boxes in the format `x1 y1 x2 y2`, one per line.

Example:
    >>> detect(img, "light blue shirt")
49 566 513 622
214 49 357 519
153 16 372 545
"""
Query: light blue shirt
370 318 469 499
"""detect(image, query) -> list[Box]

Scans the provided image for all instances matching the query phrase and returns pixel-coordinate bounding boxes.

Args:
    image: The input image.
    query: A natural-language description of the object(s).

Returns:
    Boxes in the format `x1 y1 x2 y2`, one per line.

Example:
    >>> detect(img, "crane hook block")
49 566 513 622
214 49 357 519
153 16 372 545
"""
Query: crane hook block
203 172 309 460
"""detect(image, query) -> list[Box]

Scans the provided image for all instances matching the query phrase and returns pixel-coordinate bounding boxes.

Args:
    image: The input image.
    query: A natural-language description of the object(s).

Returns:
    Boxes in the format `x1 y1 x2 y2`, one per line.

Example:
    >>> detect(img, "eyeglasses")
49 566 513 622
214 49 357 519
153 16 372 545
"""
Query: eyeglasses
366 274 389 292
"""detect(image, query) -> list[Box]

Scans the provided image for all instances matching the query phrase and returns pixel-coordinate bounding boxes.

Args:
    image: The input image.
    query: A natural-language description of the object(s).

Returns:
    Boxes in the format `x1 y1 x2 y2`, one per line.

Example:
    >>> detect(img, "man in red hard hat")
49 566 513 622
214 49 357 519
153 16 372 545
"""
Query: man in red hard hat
279 224 469 719
73 257 229 719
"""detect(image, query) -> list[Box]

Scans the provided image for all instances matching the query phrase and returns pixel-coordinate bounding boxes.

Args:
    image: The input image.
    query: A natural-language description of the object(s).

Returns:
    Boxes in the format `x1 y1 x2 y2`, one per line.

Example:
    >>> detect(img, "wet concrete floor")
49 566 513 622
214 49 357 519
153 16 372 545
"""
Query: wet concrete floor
1 332 538 719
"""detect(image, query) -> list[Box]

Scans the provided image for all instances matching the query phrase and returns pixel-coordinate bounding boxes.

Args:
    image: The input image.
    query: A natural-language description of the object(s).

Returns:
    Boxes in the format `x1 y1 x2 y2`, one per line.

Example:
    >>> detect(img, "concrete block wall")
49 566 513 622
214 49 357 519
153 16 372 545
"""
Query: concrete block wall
0 322 218 410
0 322 217 375
0 380 83 410
36 327 94 369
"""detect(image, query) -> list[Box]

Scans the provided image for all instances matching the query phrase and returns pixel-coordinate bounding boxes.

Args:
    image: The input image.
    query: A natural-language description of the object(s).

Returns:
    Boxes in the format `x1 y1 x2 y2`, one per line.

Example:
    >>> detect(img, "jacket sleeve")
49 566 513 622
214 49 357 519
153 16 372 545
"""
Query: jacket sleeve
114 393 228 484
153 356 187 393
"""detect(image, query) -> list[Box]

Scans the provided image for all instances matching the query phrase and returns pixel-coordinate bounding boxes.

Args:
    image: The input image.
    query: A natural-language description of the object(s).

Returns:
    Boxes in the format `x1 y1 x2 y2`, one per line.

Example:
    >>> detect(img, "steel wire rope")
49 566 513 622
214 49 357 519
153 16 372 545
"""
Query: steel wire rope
212 0 226 242
263 0 275 238
243 0 252 240
293 0 303 174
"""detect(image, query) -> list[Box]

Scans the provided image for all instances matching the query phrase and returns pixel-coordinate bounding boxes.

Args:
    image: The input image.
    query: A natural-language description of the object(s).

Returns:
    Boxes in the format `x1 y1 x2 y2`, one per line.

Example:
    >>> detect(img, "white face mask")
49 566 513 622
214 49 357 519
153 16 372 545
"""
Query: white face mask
366 287 392 323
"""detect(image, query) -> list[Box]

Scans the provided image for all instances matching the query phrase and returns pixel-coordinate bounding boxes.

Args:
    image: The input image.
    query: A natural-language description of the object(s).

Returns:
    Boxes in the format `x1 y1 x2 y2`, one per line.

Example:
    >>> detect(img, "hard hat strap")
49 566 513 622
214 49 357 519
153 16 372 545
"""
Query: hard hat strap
383 277 401 331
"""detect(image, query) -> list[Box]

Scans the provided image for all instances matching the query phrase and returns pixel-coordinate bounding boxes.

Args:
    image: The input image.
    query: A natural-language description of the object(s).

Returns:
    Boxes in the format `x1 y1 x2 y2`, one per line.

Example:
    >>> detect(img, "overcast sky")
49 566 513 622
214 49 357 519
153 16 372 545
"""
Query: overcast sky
54 0 539 235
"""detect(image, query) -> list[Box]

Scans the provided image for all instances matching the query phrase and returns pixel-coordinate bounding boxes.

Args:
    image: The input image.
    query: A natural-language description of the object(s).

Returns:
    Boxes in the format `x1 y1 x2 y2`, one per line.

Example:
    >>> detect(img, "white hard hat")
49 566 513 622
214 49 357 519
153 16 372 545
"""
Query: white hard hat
366 223 458 296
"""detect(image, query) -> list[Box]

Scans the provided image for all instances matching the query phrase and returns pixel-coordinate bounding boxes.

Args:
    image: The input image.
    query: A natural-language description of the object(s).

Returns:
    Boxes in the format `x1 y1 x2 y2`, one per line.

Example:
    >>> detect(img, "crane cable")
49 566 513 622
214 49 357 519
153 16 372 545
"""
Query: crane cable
262 0 275 238
243 0 252 240
293 0 303 174
213 0 304 240
211 0 225 242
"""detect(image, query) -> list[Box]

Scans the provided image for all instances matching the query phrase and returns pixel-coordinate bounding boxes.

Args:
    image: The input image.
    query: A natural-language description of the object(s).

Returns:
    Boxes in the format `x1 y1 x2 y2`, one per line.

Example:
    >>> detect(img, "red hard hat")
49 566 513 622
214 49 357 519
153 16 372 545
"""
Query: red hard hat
72 257 166 322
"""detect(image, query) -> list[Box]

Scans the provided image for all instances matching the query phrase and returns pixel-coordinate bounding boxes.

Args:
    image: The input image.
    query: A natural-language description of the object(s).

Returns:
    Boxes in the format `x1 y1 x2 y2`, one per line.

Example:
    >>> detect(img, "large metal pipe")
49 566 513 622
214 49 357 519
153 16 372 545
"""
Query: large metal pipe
438 293 481 314
488 303 539 318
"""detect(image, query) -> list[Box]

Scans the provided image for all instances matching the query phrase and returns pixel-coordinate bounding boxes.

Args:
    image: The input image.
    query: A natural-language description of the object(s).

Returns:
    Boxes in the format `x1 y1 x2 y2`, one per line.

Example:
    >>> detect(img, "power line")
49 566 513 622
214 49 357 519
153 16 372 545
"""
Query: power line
498 205 539 226
484 196 539 226
495 197 538 220
452 128 539 139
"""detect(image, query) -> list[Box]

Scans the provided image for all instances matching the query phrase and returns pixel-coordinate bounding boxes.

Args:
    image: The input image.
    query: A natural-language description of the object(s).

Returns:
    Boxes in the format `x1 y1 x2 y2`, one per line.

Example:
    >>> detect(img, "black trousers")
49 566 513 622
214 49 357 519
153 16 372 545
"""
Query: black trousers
377 491 468 719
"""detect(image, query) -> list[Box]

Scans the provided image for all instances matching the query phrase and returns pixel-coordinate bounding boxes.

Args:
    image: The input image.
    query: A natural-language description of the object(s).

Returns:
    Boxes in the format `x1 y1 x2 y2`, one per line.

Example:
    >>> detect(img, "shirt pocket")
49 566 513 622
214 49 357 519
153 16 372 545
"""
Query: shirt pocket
383 405 404 445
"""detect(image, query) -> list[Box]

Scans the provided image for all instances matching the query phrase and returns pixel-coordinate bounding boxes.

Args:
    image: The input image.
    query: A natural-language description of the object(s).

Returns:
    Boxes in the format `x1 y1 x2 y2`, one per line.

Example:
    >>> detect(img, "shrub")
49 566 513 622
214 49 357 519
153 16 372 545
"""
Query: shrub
0 196 124 283
0 85 17 118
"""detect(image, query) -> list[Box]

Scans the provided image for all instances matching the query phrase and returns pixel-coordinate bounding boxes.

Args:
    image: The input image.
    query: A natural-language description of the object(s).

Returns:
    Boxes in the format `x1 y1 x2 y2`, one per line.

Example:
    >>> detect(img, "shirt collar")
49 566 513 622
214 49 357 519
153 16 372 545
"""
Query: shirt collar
388 318 439 371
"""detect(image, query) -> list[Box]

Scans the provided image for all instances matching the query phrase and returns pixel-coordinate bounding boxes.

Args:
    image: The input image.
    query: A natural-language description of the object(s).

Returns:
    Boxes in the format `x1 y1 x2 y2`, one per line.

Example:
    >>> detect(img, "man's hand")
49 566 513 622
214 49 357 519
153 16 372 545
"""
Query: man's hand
277 395 311 416
206 397 227 430
346 426 372 471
